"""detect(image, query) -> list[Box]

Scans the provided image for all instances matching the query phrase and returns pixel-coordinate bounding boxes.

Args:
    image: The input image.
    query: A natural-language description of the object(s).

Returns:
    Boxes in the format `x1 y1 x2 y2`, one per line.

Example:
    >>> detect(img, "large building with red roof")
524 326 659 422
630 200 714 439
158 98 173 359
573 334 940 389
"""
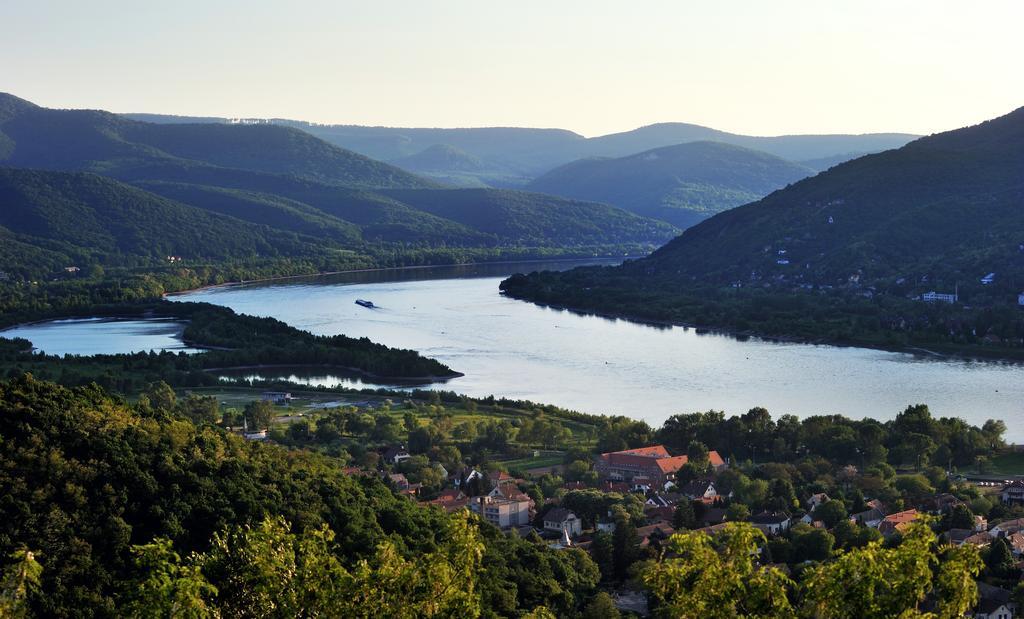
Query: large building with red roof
594 445 725 486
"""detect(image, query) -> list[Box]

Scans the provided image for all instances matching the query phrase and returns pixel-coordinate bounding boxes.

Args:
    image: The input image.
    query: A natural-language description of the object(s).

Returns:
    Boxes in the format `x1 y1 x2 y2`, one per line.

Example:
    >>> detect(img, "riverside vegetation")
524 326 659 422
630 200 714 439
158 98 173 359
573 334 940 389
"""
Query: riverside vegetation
1 366 1021 617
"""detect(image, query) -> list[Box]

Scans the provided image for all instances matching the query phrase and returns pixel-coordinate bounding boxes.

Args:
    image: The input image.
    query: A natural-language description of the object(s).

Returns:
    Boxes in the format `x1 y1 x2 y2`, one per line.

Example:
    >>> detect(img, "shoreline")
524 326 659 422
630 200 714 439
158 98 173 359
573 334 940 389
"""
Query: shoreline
204 362 464 384
163 255 632 297
502 292 1024 366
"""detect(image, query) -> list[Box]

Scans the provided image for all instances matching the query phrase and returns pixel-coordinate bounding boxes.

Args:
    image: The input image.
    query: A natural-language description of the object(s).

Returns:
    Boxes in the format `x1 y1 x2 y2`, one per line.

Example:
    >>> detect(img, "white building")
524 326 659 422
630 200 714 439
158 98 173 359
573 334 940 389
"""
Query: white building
469 496 531 529
922 291 957 304
543 508 583 539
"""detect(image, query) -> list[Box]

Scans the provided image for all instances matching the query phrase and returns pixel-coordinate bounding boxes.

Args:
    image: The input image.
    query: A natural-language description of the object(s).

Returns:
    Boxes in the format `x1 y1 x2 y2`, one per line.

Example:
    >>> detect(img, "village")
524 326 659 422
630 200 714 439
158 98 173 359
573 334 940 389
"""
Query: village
210 385 1024 618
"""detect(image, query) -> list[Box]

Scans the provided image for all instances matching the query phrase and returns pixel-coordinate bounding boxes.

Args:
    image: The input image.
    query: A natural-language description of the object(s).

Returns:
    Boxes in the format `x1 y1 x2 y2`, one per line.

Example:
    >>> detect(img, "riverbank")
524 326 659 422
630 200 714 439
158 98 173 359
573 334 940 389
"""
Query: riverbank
501 291 1024 365
205 362 464 384
163 255 635 297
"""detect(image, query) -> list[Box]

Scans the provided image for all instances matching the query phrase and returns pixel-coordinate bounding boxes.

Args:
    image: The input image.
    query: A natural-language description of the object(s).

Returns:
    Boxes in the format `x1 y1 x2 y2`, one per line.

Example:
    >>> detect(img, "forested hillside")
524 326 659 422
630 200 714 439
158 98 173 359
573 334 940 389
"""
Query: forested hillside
0 375 601 617
527 141 813 228
0 93 674 281
123 109 916 187
502 106 1024 356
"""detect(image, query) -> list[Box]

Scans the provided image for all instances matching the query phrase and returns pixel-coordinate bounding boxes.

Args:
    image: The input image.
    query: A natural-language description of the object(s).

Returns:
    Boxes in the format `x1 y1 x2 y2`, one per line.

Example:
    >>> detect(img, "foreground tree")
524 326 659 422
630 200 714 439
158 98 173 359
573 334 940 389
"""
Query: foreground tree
0 549 42 619
126 513 485 618
642 523 794 618
802 521 982 618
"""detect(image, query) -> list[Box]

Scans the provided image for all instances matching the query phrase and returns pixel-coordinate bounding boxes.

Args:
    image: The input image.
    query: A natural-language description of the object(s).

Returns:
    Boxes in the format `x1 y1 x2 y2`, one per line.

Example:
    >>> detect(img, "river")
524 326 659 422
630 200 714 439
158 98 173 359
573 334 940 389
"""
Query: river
176 261 1024 439
5 259 1023 438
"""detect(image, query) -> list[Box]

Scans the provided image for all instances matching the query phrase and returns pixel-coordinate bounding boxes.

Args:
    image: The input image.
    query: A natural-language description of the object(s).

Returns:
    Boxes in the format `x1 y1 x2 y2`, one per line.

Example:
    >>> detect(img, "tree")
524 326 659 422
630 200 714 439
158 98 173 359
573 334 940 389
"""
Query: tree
642 523 793 617
725 503 750 522
790 525 834 563
985 538 1016 580
581 591 620 619
802 522 982 618
894 474 935 503
610 507 638 581
590 531 615 583
672 501 696 530
813 500 848 529
124 539 216 618
686 441 709 467
0 549 43 619
181 394 219 425
408 425 437 454
244 400 274 430
947 504 975 531
144 381 177 416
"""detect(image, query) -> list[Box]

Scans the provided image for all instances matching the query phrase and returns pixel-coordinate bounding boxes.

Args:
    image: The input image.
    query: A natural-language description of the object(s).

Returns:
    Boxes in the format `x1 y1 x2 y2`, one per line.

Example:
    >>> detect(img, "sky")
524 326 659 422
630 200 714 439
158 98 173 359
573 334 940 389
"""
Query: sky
1 1 1022 137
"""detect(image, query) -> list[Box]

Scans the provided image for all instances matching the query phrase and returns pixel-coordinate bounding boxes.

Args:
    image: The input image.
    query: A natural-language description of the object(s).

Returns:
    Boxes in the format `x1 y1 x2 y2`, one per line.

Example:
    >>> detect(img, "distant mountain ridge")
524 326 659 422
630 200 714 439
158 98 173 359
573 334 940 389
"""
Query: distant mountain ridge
502 104 1024 317
527 141 815 228
122 110 918 187
499 105 1024 356
0 93 678 278
0 94 432 189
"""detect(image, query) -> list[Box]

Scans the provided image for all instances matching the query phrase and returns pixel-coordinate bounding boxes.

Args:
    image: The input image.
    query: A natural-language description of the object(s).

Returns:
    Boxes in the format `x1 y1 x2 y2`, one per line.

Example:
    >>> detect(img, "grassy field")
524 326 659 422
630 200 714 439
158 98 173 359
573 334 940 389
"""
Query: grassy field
986 451 1024 476
181 385 599 452
499 451 567 471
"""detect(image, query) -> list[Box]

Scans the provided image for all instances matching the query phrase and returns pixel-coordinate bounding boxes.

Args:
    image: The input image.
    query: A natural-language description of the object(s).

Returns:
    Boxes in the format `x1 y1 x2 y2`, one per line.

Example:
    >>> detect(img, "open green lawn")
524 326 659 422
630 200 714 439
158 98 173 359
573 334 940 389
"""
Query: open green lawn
986 451 1024 476
499 451 567 471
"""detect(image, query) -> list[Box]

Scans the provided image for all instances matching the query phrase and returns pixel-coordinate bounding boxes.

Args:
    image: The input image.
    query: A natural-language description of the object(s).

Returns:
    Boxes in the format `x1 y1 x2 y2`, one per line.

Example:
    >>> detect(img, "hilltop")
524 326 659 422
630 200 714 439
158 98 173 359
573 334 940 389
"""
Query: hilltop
0 94 676 281
527 141 814 228
0 93 431 189
123 109 917 187
502 106 1024 356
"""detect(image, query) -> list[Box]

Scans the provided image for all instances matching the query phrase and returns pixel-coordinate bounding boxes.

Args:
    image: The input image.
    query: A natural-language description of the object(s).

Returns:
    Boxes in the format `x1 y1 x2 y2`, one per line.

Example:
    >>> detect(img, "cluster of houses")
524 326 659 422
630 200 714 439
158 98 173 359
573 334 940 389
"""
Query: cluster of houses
359 444 1024 618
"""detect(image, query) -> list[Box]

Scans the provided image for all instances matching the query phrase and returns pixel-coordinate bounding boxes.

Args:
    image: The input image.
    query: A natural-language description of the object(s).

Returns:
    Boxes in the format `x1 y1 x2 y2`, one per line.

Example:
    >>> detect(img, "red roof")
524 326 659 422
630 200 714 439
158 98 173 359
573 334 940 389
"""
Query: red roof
883 509 918 524
655 455 690 473
600 445 725 474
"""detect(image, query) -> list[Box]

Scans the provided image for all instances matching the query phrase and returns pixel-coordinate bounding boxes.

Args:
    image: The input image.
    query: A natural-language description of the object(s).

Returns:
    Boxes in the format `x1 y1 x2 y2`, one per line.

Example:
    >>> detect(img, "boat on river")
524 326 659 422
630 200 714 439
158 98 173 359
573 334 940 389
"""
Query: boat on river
355 299 375 308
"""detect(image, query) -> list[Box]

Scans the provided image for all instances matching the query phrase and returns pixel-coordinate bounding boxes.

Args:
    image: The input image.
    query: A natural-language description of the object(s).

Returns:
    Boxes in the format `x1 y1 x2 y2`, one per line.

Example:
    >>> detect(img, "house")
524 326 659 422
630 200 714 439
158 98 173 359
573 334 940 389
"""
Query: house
543 508 583 539
383 445 412 465
645 506 676 524
261 391 293 405
879 509 919 536
750 511 791 536
680 480 717 501
242 429 267 441
469 495 531 529
923 493 964 514
1000 481 1024 506
636 522 676 547
488 482 534 511
645 494 674 508
990 518 1024 538
387 473 410 490
452 468 483 488
922 291 957 304
700 507 729 528
947 528 992 547
64 266 80 273
1018 292 1024 306
974 583 1015 619
806 493 830 511
594 445 725 486
600 480 632 494
427 489 471 514
491 471 516 488
981 273 996 285
1006 532 1024 557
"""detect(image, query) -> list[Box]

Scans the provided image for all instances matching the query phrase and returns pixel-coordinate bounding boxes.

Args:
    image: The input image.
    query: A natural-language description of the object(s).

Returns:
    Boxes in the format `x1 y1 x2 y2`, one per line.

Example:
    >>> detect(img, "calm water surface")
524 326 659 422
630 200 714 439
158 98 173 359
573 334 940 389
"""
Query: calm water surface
1 317 201 356
165 260 1024 440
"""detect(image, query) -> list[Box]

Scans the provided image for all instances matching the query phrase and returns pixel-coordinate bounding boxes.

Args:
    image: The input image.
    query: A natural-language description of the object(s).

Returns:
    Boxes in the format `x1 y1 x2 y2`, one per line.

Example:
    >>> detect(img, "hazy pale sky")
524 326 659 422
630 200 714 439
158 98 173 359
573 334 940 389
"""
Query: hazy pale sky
2 1 1022 137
